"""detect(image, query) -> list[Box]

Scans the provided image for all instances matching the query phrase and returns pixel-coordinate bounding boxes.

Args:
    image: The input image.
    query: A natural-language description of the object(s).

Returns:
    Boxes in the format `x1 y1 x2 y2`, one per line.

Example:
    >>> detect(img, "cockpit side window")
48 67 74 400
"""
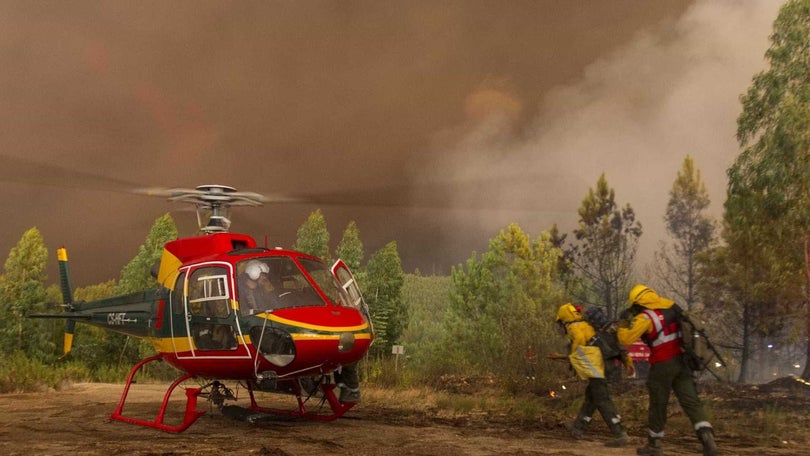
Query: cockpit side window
334 267 363 309
171 271 187 315
188 266 230 318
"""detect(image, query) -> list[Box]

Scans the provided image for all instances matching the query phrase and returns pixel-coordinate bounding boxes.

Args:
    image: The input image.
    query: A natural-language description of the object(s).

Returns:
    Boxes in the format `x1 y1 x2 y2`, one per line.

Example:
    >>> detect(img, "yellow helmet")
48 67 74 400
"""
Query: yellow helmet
555 303 582 323
629 284 652 305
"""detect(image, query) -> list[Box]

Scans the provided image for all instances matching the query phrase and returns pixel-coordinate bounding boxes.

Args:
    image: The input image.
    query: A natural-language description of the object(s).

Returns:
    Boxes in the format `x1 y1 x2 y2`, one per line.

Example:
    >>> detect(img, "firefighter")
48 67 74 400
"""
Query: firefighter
553 303 628 447
617 285 717 456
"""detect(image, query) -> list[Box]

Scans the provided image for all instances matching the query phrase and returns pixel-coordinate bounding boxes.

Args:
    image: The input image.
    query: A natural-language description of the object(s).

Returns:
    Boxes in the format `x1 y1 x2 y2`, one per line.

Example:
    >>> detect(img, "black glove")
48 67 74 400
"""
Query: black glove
617 308 634 328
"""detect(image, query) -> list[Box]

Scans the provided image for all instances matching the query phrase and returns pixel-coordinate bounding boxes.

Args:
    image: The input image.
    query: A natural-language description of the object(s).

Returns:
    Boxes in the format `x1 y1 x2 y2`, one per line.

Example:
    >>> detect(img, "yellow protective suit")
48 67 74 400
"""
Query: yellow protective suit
556 303 604 379
616 285 675 347
555 303 629 446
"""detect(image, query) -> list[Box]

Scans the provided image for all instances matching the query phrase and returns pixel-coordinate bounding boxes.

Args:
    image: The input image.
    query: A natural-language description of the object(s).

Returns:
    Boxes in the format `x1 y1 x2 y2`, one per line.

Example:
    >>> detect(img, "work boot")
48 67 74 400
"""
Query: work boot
564 415 591 440
636 436 663 456
338 384 361 403
605 419 628 447
696 427 717 456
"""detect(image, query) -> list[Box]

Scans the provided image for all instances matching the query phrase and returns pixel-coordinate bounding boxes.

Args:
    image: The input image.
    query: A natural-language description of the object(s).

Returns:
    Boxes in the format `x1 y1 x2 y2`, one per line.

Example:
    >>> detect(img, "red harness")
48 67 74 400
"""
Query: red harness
641 308 683 364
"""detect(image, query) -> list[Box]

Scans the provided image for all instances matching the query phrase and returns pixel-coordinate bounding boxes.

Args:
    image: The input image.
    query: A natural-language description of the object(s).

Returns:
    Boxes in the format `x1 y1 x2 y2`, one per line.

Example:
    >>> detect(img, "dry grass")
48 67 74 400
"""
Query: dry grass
360 377 582 430
359 375 810 451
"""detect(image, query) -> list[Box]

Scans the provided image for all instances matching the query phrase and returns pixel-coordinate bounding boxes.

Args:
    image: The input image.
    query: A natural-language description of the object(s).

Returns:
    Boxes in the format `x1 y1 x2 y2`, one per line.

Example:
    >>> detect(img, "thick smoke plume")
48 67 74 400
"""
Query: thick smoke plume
415 0 781 269
0 1 782 285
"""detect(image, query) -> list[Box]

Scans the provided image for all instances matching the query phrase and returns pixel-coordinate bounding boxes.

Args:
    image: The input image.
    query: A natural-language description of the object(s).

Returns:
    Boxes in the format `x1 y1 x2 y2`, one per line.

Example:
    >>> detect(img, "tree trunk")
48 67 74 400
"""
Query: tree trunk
803 324 810 380
802 294 810 379
738 302 751 383
17 318 23 352
802 234 810 380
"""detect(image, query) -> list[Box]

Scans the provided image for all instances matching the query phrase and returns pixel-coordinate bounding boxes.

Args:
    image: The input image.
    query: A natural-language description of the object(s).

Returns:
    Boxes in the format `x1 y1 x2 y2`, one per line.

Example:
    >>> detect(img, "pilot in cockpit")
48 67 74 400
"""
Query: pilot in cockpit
239 260 274 314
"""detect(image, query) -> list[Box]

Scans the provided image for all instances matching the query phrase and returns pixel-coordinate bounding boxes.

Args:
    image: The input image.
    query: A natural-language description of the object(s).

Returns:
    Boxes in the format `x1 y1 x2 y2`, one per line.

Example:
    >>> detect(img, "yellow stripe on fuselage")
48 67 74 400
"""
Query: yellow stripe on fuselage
149 336 206 353
290 332 373 341
148 332 372 353
260 313 370 333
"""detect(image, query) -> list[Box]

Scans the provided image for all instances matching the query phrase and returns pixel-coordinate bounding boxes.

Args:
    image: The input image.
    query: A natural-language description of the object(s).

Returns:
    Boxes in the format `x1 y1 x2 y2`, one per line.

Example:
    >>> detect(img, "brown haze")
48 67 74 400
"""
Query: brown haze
0 1 782 286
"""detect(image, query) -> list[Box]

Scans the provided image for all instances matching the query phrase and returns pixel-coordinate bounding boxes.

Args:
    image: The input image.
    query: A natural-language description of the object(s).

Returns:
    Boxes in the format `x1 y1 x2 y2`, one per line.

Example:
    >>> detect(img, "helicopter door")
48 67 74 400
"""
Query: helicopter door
181 264 247 357
331 260 372 326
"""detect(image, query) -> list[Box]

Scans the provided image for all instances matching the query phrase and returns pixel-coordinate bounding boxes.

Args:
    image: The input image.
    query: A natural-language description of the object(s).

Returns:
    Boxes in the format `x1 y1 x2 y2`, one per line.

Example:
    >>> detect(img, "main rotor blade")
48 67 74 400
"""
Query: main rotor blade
0 154 138 194
0 153 582 213
285 174 584 213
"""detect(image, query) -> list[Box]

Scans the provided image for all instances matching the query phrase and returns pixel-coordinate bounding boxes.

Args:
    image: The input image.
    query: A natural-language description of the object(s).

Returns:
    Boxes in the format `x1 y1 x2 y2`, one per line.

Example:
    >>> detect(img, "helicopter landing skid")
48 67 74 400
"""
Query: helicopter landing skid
245 380 356 422
109 355 206 433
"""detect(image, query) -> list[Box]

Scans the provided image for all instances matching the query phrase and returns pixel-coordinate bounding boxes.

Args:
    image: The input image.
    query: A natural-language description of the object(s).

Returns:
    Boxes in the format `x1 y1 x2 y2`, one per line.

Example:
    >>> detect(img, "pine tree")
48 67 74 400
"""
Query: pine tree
116 213 178 294
336 221 364 271
294 209 330 261
445 224 563 377
364 242 405 356
0 228 50 359
567 174 642 320
654 155 715 311
112 214 177 366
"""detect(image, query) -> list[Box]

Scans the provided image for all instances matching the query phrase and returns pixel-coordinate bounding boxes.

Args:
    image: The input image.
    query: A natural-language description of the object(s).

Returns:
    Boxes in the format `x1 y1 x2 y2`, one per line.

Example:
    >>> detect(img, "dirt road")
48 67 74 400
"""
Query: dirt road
0 382 802 455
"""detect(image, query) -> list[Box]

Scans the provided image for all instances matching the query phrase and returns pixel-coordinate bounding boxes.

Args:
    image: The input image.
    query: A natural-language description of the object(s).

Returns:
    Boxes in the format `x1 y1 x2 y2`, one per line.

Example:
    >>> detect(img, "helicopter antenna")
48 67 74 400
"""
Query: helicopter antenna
139 185 266 234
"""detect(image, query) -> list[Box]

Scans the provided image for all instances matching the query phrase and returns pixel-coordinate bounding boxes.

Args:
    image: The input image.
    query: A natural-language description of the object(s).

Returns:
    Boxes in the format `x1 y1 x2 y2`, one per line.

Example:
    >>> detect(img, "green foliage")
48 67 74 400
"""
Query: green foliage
654 155 716 311
727 0 810 380
116 213 177 294
69 279 118 373
0 216 190 385
0 351 57 392
443 224 564 379
74 280 117 301
336 221 364 271
69 281 118 371
362 356 409 388
567 174 642 320
695 245 747 381
0 228 53 361
0 351 92 393
364 241 406 356
108 214 177 369
294 209 330 261
399 273 452 376
42 284 66 356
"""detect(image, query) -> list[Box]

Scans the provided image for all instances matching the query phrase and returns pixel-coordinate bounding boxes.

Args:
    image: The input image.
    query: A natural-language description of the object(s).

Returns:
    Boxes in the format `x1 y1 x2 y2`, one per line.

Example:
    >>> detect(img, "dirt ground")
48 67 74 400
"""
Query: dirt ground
0 380 808 456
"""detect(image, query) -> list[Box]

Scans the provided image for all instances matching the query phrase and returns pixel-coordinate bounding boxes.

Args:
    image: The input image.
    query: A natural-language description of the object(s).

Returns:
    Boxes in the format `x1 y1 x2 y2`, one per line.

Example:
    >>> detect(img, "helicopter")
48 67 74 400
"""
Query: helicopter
30 184 374 432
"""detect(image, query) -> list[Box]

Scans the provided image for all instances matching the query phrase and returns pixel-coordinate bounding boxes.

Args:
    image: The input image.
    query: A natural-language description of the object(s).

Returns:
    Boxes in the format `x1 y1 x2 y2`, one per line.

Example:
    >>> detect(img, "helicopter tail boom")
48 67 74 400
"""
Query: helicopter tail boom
29 247 159 357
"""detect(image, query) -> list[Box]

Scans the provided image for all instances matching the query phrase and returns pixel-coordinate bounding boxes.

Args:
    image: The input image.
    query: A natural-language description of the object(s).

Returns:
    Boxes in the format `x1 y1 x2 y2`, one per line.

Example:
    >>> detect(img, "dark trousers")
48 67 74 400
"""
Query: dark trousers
578 377 620 425
646 356 708 434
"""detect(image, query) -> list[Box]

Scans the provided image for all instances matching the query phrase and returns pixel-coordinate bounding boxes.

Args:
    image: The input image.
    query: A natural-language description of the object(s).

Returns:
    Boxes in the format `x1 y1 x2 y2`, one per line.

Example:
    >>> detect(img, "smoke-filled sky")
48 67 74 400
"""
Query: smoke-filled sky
0 1 783 286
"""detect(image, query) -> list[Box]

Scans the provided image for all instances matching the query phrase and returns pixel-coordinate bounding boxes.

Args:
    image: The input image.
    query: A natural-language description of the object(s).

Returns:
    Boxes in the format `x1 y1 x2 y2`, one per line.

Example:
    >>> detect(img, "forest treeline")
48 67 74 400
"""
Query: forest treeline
3 0 810 392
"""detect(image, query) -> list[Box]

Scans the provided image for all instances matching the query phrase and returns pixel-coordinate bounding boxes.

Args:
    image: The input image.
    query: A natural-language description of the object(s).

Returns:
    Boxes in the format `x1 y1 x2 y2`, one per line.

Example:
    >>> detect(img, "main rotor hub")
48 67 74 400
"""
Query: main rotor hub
147 184 266 234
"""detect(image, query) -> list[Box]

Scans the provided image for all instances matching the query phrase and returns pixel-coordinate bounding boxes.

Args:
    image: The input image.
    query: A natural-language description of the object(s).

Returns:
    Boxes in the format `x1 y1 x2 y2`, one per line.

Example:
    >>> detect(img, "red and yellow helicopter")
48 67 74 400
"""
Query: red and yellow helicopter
32 184 373 432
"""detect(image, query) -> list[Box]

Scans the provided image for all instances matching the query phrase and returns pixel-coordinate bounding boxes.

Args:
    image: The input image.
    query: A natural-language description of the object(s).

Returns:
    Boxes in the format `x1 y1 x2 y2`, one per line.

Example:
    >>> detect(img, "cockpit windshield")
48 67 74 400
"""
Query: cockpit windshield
298 258 341 304
237 257 327 315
